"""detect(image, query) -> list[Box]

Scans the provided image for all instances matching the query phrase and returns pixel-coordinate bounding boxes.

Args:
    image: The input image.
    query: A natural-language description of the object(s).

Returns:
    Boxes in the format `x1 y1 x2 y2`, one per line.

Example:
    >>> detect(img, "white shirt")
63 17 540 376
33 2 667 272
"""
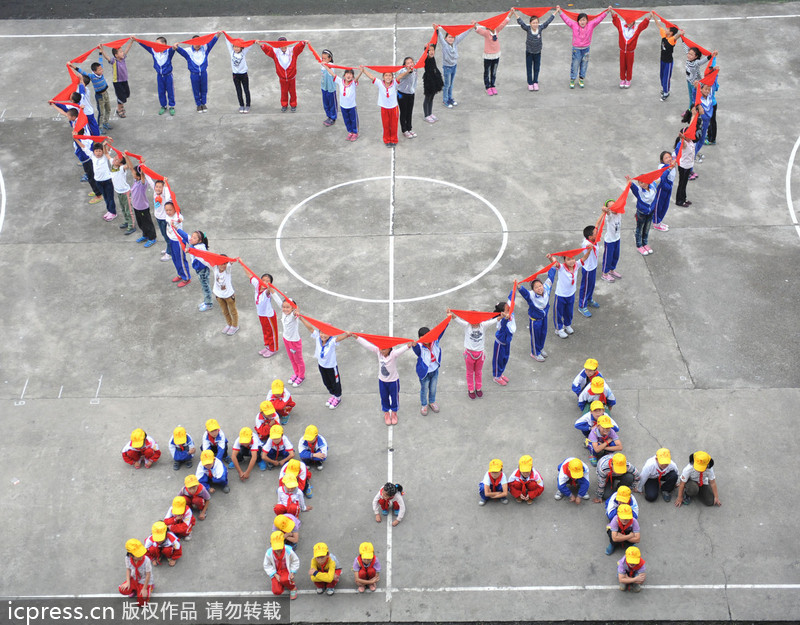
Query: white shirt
196 457 226 480
312 329 338 368
680 463 716 484
109 165 131 194
274 47 293 70
90 153 111 181
282 309 301 342
250 277 276 317
165 213 182 241
639 455 679 483
146 175 171 220
454 316 498 352
372 489 406 520
581 238 598 271
334 75 358 109
481 471 508 488
226 39 249 74
604 212 622 244
213 265 234 298
554 260 583 298
373 78 398 109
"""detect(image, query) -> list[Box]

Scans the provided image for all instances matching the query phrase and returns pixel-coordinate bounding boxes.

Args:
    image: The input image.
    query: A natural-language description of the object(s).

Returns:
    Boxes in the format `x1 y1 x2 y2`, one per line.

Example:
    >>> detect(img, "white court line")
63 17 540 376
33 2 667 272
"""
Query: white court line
786 134 800 239
0 163 5 236
385 425 394 604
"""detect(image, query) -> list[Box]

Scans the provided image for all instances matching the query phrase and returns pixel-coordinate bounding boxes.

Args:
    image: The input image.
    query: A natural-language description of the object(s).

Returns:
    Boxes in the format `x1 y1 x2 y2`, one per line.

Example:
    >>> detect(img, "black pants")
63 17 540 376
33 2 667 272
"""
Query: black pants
233 73 251 107
319 365 342 397
422 93 434 117
483 58 499 89
113 81 130 104
707 104 717 143
676 166 692 204
81 159 101 196
398 92 414 132
134 208 157 241
643 471 678 501
236 448 253 463
606 528 636 549
685 480 715 506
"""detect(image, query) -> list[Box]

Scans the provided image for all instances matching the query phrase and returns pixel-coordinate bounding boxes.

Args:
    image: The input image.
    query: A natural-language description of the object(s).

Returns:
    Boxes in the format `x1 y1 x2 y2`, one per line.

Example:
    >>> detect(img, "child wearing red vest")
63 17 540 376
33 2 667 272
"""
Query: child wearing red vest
266 379 296 425
263 531 299 599
618 546 646 592
611 10 649 88
310 542 342 595
179 474 210 520
508 455 544 503
164 495 195 540
122 428 161 468
119 539 153 606
255 401 281 443
145 521 182 566
373 482 405 525
260 38 307 111
353 542 381 593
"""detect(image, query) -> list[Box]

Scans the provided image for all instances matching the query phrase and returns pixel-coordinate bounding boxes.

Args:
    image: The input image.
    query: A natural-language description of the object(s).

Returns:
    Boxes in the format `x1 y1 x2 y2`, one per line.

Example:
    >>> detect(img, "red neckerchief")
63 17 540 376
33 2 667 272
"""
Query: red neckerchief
382 80 393 99
698 470 705 486
488 473 503 490
307 438 317 453
617 517 634 534
129 556 146 581
317 556 330 572
342 79 352 97
273 549 288 574
562 463 579 484
357 556 376 576
563 263 578 285
626 558 646 575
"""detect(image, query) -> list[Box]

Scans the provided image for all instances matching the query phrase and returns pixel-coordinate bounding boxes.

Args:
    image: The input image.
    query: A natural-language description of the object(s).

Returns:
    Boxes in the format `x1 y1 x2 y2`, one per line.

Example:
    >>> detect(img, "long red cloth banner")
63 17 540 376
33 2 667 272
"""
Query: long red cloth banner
353 333 414 350
299 314 345 337
223 31 257 48
449 309 500 324
513 7 553 18
520 261 557 284
417 316 451 344
238 259 295 307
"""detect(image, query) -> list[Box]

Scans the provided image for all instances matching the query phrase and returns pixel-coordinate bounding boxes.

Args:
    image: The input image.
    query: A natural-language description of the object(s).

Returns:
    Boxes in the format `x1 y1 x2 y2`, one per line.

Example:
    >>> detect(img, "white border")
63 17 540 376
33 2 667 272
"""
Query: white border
786 134 800 240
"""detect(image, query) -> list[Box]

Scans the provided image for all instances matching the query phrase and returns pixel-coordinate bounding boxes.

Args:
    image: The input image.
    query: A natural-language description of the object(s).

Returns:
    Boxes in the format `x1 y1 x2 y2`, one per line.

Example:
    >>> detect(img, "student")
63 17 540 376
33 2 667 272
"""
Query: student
508 455 544 504
322 65 362 141
627 175 659 255
610 10 649 88
356 336 414 425
298 316 350 409
683 44 717 109
108 152 134 234
261 37 308 111
266 379 296 425
163 201 191 287
279 298 305 385
168 425 196 470
577 225 600 318
453 311 498 399
250 272 279 357
433 23 473 107
412 317 449 415
618 546 646 592
586 414 623 466
638 447 679 502
164 495 195 541
202 418 233 467
263 531 299 600
396 56 418 138
310 543 342 595
213 257 239 335
650 12 683 101
675 451 721 507
421 43 443 123
299 424 328 471
572 358 603 396
177 229 213 311
319 49 338 126
274 474 312 516
601 199 623 282
605 503 640 555
578 376 616 413
144 174 171 260
594 453 640 503
557 5 610 88
548 248 592 339
478 458 509 506
138 37 177 115
373 482 405 525
605 485 639 521
705 59 720 145
174 33 220 113
491 299 515 385
694 81 715 162
474 15 509 95
122 428 161 468
353 542 381 593
225 36 252 113
52 111 100 197
232 427 260 482
255 401 282 449
130 166 158 247
574 400 619 438
517 266 557 361
196 449 230 494
99 38 134 118
511 8 555 91
71 84 101 136
179 474 210 520
279 459 312 498
359 66 411 148
119 539 153 606
90 141 117 222
261 424 295 470
273 513 300 548
675 124 697 207
652 151 678 231
69 56 113 131
555 457 590 504
145 521 182 567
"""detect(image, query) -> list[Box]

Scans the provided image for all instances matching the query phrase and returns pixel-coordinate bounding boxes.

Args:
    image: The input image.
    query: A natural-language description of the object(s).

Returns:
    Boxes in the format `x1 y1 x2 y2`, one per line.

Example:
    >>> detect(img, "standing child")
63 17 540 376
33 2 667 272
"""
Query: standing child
260 38 307 112
453 311 499 399
517 265 557 361
319 49 338 126
396 56 418 138
69 56 113 131
174 33 220 113
143 174 172 261
213 257 239 335
434 23 473 107
119 539 153 606
577 225 600 318
266 379 296 425
474 15 509 95
627 175 659 255
250 272 280 357
225 36 252 113
298 317 350 409
491 298 515 385
356 336 414 425
163 202 191 287
90 141 117 221
108 151 135 235
279 298 305 386
683 43 717 109
421 43 443 123
512 8 555 91
138 38 177 115
323 65 362 141
705 58 720 145
650 12 683 101
548 248 592 339
652 151 678 232
675 124 697 208
600 200 623 282
373 482 406 526
71 83 100 135
412 317 450 415
99 38 134 118
130 166 158 247
168 425 196 471
360 66 413 147
557 5 610 88
610 9 650 88
177 229 213 310
478 458 509 506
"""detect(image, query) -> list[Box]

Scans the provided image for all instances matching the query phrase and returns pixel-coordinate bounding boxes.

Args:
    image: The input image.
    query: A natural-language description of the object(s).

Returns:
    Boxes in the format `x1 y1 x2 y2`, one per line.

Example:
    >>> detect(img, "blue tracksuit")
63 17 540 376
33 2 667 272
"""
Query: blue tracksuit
175 37 218 106
653 163 676 225
517 267 556 356
321 67 338 120
139 43 176 107
491 315 514 378
412 325 447 406
169 434 195 462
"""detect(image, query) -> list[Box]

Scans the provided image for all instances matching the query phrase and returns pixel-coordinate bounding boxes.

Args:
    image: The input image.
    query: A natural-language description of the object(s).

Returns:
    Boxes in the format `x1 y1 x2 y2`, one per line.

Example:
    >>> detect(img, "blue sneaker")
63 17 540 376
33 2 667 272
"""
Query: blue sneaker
143 239 157 248
578 307 592 317
135 236 147 243
605 543 615 555
392 508 399 516
589 300 600 308
381 509 389 516
80 174 89 182
224 457 234 469
258 459 267 471
305 484 313 499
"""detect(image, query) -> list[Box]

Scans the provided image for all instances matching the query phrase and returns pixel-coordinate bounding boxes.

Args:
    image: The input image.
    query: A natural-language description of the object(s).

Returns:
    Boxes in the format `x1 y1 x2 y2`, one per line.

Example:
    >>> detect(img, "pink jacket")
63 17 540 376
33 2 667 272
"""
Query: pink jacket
560 11 608 48
475 19 509 55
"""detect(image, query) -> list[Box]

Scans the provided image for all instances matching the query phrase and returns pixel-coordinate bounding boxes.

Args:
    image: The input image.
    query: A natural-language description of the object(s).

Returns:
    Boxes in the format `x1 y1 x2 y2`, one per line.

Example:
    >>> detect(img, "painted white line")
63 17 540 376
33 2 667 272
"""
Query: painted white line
385 425 394 604
0 162 5 237
90 374 103 404
786 134 800 240
275 176 509 304
19 378 28 400
58 385 63 399
388 151 396 337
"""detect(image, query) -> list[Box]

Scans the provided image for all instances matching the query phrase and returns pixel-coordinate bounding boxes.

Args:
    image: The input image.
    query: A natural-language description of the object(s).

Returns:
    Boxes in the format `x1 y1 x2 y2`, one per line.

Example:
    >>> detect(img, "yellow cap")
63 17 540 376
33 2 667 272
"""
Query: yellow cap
239 427 253 445
625 546 641 565
567 458 584 478
269 424 284 440
584 358 598 370
205 418 220 432
359 542 374 559
260 400 276 415
693 451 711 471
611 453 627 474
151 521 168 542
131 428 146 448
518 455 533 472
274 514 295 533
184 474 199 488
303 425 319 441
125 538 147 558
173 426 187 445
171 496 187 515
597 414 613 428
617 504 633 520
656 448 671 464
488 458 503 472
282 474 298 489
271 379 284 395
590 377 605 394
616 485 631 503
590 400 605 412
201 449 215 465
270 530 285 551
285 459 301 475
313 542 329 558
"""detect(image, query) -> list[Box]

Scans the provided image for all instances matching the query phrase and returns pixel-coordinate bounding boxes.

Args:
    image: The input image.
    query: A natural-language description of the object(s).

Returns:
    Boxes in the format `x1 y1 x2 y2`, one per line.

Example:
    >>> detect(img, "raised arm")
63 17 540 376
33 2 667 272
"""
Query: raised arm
359 65 376 81
98 45 113 63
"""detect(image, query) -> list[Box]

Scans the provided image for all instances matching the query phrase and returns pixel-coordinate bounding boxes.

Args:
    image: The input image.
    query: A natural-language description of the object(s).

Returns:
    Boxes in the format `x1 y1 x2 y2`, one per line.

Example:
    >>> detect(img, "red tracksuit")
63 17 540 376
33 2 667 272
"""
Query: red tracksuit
261 42 306 108
612 15 650 81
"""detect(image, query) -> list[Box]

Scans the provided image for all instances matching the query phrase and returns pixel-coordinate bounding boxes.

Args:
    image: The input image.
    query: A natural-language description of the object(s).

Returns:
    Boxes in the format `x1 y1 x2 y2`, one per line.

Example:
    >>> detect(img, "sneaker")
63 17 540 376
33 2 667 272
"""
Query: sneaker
653 223 669 231
403 130 412 138
468 390 476 400
500 497 508 504
177 279 190 287
281 106 288 112
326 588 335 596
705 139 715 145
144 239 157 248
222 484 230 493
316 587 325 595
239 106 245 113
124 226 137 235
637 246 648 255
676 200 692 207
610 270 622 279
556 328 568 339
329 396 340 409
689 172 699 181
565 326 574 335
408 131 417 137
589 300 599 308
578 78 585 88
424 116 435 123
624 80 631 88
222 325 231 334
172 276 182 283
478 499 486 506
258 459 267 471
305 484 313 498
159 107 167 115
605 543 615 555
620 583 628 591
227 326 239 335
104 212 117 221
590 456 598 466
160 252 171 262
243 106 250 113
381 509 389 516
662 490 672 502
661 91 670 101
491 88 498 95
500 375 509 382
316 462 324 471
644 245 653 254
493 377 507 386
446 103 454 108
631 583 642 593
696 153 705 163
197 105 203 113
569 80 575 89
201 105 207 111
431 115 438 121
429 402 440 413
136 236 147 243
185 459 193 469
173 461 181 471
198 303 213 312
533 83 539 91
80 174 89 182
119 222 128 229
581 494 590 500
451 101 458 107
323 117 334 126
554 491 563 500
486 88 493 96
350 133 358 141
532 353 545 362
540 350 547 358
384 412 392 425
528 84 534 91
475 389 483 398
89 196 103 204
290 106 297 112
169 107 175 116
292 377 304 387
261 349 275 358
225 457 234 469
601 273 615 282
620 81 625 89
104 122 114 130
578 307 592 318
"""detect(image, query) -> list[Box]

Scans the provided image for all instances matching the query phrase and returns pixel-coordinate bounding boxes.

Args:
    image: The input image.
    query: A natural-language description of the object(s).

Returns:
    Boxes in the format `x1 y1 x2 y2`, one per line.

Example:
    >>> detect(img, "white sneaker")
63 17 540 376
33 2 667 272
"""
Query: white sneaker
160 253 171 262
554 492 563 500
556 329 568 339
565 326 574 335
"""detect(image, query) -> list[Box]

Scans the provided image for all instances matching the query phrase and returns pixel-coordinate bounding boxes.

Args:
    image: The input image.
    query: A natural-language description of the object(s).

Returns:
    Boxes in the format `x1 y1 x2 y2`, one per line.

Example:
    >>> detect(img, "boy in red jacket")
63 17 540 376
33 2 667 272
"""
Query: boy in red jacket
260 37 307 111
611 9 649 88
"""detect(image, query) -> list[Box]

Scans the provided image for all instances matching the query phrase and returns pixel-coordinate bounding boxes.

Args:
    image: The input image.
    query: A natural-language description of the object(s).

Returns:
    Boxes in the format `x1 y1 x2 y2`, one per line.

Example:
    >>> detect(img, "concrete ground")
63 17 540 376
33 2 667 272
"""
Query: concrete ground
1 2 799 623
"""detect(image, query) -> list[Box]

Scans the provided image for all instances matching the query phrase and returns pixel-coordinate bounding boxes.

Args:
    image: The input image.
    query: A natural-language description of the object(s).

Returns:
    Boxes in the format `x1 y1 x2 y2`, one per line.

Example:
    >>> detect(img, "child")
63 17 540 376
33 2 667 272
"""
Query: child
453 311 498 399
71 85 100 136
90 141 117 221
179 474 210 520
694 81 715 161
356 336 414 425
652 151 678 231
299 424 328 471
137 37 177 115
164 495 195 541
353 542 381 593
319 49 338 126
606 484 639 520
260 38 307 111
610 10 649 88
627 175 659 255
174 33 220 113
130 166 157 247
475 16 509 95
511 8 555 91
145 521 182 567
359 66 412 147
574 399 619 437
250 272 279 357
225 37 252 113
577 225 600 317
273 513 299 547
275 298 305 384
373 482 405 525
232 427 260 481
69 57 112 131
675 451 721 507
637 447 679 502
434 24 473 107
163 201 191 287
168 425 196 470
262 424 295 470
279 459 312 499
517 266 557 361
618 546 646 592
572 357 603 396
108 151 135 235
478 458 509 505
274 473 312 516
122 428 161 468
202 418 233 467
143 174 171 261
177 229 213 310
119 539 153 606
595 453 640 503
412 317 449 415
508 455 544 503
213 257 239 335
705 59 720 145
600 200 623 282
557 5 610 88
675 124 697 207
298 316 350 409
266 379 296 425
683 43 717 109
99 38 134 118
491 298 515 385
548 247 592 339
605 504 640 555
396 56 418 138
555 457 590 504
578 376 617 413
263 531 300 600
323 65 362 141
421 43 443 122
310 543 342 596
650 12 683 101
255 401 281 447
586 413 623 467
196 449 230 494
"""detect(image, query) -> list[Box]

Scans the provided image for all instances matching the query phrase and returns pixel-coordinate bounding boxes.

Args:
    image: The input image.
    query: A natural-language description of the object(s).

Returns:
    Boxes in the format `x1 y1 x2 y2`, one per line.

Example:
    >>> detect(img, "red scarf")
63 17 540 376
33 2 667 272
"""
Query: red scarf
273 549 288 575
488 473 503 491
698 470 705 486
625 558 646 576
617 517 634 534
129 555 147 582
306 438 317 453
562 463 579 484
357 556 376 578
563 263 578 285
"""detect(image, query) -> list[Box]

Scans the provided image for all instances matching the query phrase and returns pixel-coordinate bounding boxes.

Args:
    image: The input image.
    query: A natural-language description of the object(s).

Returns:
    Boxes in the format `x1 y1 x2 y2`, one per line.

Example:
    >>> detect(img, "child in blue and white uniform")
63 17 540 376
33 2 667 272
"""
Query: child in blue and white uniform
163 202 191 287
169 425 196 470
555 457 590 503
412 317 450 415
578 377 617 412
299 425 328 471
478 459 509 505
574 400 619 437
491 297 515 385
323 65 362 140
202 418 233 468
652 151 678 231
606 485 639 520
627 176 659 255
601 200 623 282
174 33 219 112
138 37 177 115
572 357 603 396
517 266 556 361
577 225 600 317
548 248 592 339
177 229 213 311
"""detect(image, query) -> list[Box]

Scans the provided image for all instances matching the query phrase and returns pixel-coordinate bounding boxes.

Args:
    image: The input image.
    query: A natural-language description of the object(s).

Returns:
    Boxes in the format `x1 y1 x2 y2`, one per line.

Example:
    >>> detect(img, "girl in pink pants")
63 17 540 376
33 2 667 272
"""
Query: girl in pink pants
453 313 498 399
280 298 306 387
